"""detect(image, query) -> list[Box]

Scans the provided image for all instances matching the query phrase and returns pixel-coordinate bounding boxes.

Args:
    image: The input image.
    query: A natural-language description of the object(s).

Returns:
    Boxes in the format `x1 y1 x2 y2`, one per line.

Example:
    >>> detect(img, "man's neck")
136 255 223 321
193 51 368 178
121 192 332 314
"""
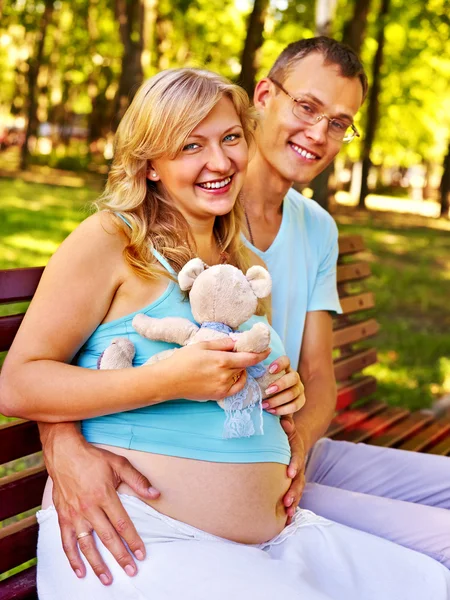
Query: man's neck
241 150 292 251
243 150 291 219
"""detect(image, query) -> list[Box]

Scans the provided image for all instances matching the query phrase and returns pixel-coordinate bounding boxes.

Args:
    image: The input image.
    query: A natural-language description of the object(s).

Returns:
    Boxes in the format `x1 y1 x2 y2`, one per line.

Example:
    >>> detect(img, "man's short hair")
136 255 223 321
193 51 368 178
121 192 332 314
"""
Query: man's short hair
268 36 368 100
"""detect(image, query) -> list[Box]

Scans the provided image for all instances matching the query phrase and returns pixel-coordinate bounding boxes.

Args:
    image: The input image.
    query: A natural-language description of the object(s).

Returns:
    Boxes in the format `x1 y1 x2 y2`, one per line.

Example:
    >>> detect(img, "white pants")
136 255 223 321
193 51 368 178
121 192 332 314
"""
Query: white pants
37 494 450 600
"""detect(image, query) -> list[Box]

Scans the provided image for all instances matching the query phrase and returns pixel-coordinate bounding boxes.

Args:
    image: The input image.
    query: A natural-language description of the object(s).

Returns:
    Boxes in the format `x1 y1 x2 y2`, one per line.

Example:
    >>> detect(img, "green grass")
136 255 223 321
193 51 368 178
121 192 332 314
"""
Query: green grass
1 177 450 411
0 177 97 270
336 211 450 411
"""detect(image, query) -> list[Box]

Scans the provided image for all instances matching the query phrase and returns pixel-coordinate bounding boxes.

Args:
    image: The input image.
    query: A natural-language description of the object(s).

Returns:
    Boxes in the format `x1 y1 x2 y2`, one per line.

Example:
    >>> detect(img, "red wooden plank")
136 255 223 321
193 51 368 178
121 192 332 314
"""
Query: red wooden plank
426 435 450 456
333 319 379 348
336 261 371 283
334 348 377 382
0 465 47 521
336 376 377 411
0 565 38 600
0 421 41 465
369 412 434 448
0 517 38 575
333 406 410 443
338 235 365 255
399 417 450 452
0 268 43 305
0 314 26 352
339 292 375 315
326 400 387 438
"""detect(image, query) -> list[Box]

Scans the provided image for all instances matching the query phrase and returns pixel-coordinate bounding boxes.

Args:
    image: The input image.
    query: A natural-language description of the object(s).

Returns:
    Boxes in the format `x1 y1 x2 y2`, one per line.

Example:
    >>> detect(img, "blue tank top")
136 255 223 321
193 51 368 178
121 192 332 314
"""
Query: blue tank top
80 241 290 465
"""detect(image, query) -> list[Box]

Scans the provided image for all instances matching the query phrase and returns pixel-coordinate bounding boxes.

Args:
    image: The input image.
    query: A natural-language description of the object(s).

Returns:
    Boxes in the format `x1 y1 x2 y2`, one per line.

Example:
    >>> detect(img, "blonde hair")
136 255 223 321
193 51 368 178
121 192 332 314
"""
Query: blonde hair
96 68 257 284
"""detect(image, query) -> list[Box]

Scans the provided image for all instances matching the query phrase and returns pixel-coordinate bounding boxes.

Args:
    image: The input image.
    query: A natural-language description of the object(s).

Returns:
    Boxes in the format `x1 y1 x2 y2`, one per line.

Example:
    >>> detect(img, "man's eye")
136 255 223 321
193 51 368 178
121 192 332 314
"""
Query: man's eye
223 133 241 142
183 143 200 151
299 103 314 114
330 121 348 132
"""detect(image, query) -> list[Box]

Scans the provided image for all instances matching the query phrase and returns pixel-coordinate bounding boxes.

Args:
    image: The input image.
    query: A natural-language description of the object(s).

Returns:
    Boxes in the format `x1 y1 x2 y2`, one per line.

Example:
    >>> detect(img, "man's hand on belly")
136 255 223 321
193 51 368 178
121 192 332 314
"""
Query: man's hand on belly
279 416 307 523
40 423 160 585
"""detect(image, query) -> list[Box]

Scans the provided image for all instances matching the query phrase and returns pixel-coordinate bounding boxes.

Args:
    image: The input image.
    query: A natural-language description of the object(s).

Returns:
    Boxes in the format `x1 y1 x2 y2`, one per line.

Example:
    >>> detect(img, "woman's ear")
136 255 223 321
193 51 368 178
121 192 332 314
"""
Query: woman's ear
179 258 206 291
147 164 160 182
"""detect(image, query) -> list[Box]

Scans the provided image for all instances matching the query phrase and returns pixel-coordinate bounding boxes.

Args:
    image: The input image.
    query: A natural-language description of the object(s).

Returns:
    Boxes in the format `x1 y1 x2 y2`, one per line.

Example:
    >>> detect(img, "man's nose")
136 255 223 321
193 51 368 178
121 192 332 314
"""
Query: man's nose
304 117 328 145
207 145 231 173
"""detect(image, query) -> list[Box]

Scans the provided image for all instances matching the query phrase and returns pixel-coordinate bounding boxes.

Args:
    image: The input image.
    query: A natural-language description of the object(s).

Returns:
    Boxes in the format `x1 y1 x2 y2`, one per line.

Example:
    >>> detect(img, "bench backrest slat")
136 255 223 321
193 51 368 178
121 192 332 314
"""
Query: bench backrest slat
0 465 47 522
0 421 41 464
0 566 38 600
0 517 39 574
0 268 44 305
333 319 379 348
0 314 26 352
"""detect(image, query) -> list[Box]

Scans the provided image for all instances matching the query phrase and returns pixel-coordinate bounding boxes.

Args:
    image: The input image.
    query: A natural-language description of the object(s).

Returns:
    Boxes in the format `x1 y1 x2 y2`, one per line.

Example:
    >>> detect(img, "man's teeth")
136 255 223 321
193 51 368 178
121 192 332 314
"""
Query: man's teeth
291 144 318 160
198 176 231 189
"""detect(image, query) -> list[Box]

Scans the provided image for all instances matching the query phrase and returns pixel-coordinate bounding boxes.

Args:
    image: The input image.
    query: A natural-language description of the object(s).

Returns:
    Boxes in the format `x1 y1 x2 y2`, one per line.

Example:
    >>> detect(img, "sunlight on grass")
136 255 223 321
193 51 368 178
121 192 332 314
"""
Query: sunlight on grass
0 178 96 268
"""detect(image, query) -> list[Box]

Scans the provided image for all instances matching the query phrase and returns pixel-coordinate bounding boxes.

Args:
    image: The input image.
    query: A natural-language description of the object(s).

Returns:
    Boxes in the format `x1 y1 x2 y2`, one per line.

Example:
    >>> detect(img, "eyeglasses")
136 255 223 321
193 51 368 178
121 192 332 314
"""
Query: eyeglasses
269 78 360 144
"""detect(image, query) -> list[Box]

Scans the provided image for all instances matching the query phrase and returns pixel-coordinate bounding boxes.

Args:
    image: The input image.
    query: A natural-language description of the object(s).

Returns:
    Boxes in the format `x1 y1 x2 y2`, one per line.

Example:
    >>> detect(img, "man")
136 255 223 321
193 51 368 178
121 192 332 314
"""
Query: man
38 37 450 584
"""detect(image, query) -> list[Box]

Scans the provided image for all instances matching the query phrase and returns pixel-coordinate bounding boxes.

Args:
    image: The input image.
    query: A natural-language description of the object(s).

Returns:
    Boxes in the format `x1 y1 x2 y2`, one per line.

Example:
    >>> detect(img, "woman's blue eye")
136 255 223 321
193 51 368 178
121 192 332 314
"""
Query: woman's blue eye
183 143 200 151
224 133 241 142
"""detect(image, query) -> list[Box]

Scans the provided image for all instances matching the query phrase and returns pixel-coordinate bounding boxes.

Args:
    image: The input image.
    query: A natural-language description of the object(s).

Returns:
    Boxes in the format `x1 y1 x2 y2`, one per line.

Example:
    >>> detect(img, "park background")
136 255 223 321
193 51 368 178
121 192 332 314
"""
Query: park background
0 0 450 416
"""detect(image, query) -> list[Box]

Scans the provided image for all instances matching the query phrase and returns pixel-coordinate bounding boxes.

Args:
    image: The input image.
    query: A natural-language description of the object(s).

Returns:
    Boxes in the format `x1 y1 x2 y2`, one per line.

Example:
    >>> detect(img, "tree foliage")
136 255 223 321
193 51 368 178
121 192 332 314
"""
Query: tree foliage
0 0 448 189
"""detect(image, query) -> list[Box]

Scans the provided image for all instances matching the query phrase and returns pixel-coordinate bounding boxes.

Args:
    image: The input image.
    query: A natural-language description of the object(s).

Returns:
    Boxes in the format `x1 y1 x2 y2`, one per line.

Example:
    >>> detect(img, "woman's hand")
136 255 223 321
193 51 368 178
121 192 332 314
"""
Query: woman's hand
165 337 271 402
261 355 305 416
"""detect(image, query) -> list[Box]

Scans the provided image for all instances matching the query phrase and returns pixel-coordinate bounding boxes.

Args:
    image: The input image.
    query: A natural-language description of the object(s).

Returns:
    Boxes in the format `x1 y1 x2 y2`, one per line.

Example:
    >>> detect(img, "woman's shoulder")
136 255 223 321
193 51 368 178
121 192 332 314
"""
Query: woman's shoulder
46 211 130 284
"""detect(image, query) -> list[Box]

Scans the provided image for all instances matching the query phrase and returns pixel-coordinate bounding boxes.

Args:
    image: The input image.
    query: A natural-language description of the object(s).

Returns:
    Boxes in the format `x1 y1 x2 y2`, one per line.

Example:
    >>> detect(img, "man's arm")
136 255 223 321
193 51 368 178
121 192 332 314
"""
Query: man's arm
39 421 159 585
282 310 336 517
295 310 336 452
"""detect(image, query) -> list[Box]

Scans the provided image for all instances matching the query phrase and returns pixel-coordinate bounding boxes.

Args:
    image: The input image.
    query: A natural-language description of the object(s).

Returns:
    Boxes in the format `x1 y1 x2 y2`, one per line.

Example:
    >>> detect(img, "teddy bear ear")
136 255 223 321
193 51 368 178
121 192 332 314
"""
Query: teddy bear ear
178 258 206 291
245 265 272 298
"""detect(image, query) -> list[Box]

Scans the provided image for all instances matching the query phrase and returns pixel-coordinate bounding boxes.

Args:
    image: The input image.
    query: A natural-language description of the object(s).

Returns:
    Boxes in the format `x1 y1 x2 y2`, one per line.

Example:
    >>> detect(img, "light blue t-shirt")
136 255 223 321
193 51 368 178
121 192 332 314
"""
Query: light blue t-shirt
243 188 342 370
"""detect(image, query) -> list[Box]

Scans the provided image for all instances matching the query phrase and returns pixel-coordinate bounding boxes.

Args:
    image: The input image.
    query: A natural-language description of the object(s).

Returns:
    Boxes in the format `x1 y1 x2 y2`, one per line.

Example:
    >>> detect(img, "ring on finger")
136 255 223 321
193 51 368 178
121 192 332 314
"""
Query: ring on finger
232 372 241 384
76 530 93 541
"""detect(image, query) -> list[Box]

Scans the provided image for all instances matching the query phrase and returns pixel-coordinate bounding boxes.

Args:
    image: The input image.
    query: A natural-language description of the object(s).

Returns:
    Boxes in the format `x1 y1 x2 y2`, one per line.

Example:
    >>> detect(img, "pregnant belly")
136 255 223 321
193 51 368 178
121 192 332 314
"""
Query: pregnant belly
99 445 292 544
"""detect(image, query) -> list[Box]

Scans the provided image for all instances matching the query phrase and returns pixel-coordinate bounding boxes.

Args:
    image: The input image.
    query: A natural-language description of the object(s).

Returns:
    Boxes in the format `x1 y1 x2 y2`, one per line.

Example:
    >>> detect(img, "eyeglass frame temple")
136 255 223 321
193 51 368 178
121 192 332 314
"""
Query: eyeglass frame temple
268 77 360 141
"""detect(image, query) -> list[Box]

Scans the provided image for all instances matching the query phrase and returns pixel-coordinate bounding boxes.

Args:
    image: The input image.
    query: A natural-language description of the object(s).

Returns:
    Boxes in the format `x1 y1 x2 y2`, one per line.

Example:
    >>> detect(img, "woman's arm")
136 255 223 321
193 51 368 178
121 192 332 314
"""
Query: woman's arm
0 213 267 422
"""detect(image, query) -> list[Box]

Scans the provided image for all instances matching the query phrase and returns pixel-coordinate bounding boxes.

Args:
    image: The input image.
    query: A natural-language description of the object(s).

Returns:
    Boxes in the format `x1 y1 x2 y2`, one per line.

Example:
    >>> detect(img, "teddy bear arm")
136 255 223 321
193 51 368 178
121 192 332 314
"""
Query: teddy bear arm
133 314 199 346
233 322 271 353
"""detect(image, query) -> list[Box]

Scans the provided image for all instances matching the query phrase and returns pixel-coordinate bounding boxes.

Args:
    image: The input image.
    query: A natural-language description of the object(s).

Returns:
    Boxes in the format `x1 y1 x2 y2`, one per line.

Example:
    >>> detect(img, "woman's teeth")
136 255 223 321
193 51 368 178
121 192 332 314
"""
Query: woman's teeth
198 176 231 189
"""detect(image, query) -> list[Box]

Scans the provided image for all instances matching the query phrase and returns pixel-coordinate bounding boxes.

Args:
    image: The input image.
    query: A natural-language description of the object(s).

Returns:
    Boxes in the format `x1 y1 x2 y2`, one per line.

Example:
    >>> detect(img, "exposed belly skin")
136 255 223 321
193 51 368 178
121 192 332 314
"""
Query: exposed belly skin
42 445 292 544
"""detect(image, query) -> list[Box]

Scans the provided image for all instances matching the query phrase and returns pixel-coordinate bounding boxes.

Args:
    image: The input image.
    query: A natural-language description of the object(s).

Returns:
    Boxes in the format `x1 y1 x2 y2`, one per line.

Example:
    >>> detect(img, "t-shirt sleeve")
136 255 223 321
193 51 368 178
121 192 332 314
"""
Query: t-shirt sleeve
307 219 342 314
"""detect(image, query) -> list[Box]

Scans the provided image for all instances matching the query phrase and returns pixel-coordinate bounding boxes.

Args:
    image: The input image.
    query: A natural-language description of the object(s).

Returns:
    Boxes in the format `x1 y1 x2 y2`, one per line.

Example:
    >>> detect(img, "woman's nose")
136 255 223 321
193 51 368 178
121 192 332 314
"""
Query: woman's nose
207 146 232 173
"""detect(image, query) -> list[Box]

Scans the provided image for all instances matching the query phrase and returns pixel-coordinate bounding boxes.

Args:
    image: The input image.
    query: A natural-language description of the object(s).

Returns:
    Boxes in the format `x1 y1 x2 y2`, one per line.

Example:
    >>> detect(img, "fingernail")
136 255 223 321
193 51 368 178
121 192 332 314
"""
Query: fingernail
100 574 110 585
287 496 294 506
262 402 269 409
148 486 160 496
288 467 297 478
269 364 278 374
265 385 278 395
125 565 136 576
135 550 145 561
75 569 83 578
267 409 276 414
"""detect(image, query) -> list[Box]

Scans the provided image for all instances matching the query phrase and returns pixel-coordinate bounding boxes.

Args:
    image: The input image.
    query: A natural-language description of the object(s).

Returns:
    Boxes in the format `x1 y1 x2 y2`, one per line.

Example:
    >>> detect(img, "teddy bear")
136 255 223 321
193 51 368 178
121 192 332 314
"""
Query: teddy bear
98 258 284 438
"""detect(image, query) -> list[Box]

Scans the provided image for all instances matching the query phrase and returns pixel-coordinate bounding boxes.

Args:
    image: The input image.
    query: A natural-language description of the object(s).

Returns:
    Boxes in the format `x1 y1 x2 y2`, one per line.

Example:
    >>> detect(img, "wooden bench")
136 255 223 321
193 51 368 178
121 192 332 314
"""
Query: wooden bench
330 235 450 452
1 234 449 599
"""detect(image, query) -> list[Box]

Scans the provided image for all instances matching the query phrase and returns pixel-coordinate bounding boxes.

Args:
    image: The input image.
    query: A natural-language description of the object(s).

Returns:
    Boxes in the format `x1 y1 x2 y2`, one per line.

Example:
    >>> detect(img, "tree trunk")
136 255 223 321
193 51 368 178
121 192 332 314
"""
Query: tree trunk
239 0 270 97
113 0 145 129
310 0 336 210
440 142 450 218
315 0 338 37
359 0 390 208
342 0 372 54
20 0 54 171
